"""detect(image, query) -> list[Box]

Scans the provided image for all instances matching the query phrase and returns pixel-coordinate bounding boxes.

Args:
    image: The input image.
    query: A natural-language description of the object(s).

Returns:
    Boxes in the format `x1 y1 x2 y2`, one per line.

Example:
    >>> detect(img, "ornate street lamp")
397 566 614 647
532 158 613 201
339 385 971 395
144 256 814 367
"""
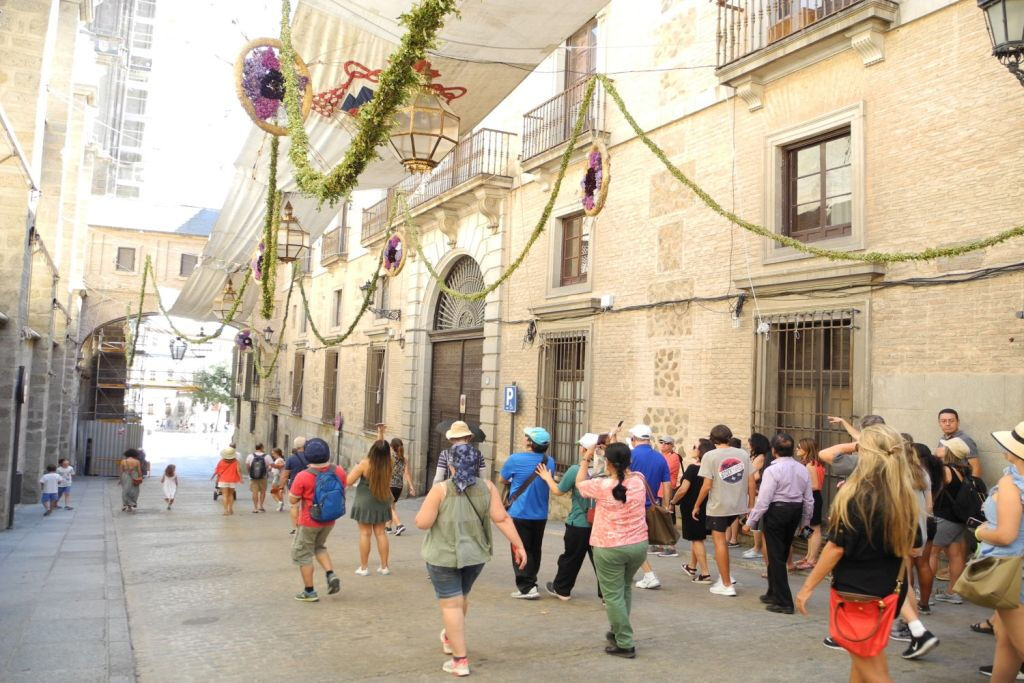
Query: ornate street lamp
214 277 238 319
979 0 1024 86
387 83 460 174
276 201 310 263
262 325 274 343
169 337 187 361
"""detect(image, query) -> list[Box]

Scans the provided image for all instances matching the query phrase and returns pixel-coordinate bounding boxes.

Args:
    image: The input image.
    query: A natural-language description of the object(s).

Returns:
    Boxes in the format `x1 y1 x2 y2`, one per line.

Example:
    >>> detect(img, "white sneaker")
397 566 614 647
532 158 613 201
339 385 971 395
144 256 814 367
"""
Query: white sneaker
635 574 662 590
741 548 763 559
354 567 370 576
376 566 391 575
710 580 737 596
511 586 540 599
442 658 470 677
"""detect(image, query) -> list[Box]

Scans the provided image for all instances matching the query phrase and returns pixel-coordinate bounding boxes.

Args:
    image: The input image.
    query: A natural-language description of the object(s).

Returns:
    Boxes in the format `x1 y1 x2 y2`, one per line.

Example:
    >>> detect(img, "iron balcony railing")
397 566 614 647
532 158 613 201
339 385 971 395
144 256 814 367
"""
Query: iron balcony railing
716 0 865 66
522 77 604 161
361 129 516 245
320 227 348 265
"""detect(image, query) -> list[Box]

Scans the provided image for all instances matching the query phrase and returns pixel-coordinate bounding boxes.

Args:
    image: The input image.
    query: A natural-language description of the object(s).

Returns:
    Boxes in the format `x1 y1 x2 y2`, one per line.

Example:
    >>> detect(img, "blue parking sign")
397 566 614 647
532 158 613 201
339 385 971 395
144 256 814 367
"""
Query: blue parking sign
503 385 518 413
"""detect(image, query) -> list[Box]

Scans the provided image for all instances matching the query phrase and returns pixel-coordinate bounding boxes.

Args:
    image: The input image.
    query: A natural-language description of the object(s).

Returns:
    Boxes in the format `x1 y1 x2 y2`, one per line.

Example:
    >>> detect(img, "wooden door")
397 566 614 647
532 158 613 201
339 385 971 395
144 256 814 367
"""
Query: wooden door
426 337 483 490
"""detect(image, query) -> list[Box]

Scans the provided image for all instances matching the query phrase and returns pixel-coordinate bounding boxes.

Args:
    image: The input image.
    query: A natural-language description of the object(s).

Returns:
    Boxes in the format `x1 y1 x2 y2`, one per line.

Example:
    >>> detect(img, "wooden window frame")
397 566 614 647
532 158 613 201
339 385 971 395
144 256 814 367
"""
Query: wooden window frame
558 212 589 287
363 346 386 430
115 247 136 272
291 351 305 415
332 289 343 328
782 127 852 244
322 350 339 423
565 18 597 90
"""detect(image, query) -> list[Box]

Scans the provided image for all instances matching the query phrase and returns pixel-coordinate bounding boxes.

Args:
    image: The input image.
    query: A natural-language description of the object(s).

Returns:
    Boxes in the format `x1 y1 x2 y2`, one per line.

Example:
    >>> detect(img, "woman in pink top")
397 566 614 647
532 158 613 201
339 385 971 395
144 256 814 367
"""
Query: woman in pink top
576 442 648 659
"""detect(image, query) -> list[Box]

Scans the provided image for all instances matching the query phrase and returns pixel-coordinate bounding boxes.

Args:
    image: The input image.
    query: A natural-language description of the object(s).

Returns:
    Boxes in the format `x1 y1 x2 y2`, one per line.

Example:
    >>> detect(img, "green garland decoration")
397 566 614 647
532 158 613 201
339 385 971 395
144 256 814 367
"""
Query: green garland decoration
260 138 280 320
254 272 297 380
280 0 460 205
124 259 149 369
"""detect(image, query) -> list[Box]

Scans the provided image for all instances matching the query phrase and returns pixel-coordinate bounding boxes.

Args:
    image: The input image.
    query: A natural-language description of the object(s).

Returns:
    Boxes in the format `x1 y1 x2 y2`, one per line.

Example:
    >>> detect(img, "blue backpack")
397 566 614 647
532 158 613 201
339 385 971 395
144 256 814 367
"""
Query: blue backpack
309 466 345 522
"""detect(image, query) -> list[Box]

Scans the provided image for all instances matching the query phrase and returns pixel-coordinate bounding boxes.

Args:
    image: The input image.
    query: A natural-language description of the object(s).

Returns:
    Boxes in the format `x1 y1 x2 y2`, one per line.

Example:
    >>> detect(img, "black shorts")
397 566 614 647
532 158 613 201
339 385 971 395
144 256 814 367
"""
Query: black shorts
706 515 739 533
926 516 937 543
810 490 823 526
390 486 402 503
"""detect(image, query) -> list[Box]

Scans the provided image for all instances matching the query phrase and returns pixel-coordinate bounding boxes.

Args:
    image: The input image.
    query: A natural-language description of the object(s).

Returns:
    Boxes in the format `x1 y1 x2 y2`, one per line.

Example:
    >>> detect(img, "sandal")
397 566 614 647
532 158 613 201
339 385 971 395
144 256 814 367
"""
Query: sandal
971 619 995 635
794 560 816 571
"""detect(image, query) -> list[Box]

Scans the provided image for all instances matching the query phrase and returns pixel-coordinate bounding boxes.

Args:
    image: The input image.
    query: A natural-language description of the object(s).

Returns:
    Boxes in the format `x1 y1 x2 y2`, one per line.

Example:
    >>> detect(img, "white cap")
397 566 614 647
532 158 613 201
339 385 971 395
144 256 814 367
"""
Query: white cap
578 433 600 449
628 424 652 440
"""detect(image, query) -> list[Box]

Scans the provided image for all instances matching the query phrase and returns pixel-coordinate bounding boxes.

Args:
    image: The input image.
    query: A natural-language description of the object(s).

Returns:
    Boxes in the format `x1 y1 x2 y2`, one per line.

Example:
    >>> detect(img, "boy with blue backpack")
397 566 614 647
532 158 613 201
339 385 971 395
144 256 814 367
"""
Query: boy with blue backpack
288 438 347 602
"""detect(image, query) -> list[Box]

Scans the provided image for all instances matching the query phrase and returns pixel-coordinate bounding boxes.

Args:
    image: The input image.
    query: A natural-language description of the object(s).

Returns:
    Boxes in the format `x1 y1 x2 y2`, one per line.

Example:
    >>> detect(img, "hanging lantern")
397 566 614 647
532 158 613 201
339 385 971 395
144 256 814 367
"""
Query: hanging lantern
387 83 460 174
276 201 309 263
168 337 187 361
214 277 238 319
262 325 274 343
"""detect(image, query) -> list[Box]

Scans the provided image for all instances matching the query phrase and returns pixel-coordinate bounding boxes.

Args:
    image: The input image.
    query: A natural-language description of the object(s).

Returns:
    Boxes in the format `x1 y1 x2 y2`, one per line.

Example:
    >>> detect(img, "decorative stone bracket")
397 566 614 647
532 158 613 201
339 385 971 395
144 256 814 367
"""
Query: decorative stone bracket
431 207 460 248
473 188 504 233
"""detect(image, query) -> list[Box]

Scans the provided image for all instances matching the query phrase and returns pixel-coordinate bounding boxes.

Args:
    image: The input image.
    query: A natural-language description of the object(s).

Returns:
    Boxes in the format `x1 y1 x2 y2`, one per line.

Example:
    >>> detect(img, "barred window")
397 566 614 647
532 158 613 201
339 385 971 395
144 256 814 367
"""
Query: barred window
537 331 589 473
323 351 339 423
364 346 386 429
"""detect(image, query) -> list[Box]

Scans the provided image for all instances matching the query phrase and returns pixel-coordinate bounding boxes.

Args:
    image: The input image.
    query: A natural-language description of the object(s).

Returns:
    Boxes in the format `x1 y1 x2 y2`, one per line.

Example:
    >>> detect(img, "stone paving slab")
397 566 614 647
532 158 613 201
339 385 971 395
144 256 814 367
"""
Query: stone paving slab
109 476 994 682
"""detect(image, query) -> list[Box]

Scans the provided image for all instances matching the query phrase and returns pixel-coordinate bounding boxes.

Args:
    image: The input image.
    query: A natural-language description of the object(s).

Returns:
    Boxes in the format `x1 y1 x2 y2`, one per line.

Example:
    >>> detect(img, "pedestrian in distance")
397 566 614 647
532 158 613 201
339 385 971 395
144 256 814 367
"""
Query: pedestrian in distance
386 437 416 536
289 437 346 602
161 464 178 510
269 448 287 511
795 424 922 682
655 434 682 558
575 441 649 658
672 438 713 584
500 426 556 599
245 443 273 513
119 448 144 513
627 424 670 590
348 424 394 576
39 464 61 516
914 442 944 612
938 408 982 478
281 437 308 534
693 424 755 596
931 435 973 605
212 447 244 516
56 458 74 510
415 443 528 677
535 432 604 601
794 438 824 571
974 420 1024 680
744 433 813 614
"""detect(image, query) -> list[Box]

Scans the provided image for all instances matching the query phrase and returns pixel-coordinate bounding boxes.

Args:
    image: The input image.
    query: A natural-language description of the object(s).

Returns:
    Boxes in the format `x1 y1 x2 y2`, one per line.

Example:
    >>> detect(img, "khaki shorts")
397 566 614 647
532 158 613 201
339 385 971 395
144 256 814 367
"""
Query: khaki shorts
291 525 333 566
250 478 268 493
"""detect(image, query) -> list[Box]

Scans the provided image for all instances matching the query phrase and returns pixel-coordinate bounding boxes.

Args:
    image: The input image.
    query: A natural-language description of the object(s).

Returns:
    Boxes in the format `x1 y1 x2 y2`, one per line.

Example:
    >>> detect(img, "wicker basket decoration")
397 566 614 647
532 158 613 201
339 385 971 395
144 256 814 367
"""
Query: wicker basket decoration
581 139 610 217
235 38 313 136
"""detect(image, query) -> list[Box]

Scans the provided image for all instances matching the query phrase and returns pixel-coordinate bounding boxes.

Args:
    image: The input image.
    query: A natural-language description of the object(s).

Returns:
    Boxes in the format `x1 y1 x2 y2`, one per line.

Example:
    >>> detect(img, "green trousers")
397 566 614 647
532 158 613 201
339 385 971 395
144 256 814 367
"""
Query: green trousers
593 541 648 649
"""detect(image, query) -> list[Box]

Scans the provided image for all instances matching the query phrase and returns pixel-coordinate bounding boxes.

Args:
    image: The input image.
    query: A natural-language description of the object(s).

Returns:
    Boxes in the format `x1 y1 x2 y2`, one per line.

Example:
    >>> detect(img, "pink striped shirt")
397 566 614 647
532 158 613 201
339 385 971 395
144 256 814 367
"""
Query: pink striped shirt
577 475 648 548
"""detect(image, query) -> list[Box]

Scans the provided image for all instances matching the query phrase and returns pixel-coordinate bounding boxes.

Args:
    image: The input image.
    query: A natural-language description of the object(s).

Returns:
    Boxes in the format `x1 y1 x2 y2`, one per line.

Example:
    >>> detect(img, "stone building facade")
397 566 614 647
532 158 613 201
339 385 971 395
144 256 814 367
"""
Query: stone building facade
231 0 1024 501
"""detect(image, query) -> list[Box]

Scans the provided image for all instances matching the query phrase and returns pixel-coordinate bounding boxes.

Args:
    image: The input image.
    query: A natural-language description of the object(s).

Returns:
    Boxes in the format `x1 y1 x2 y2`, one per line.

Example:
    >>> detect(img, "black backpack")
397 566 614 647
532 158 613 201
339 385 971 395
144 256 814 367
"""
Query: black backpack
943 466 986 524
249 454 268 480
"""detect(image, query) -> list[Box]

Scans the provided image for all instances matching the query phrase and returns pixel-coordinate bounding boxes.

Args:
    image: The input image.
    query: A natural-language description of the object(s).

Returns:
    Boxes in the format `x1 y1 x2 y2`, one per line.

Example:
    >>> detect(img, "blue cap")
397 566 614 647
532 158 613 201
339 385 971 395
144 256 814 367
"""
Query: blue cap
304 438 331 464
523 427 551 446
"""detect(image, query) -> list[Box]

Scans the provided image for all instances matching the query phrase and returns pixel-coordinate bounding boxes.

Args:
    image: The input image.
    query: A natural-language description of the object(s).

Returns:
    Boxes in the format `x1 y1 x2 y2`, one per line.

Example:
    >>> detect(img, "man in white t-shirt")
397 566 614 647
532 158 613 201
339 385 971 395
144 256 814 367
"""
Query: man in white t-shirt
39 464 62 516
694 424 754 597
245 443 274 512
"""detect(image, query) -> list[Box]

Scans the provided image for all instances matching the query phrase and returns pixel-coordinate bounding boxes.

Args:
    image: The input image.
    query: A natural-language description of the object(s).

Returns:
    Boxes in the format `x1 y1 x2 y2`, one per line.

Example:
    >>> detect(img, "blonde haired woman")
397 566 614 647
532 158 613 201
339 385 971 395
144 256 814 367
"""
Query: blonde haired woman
796 424 920 682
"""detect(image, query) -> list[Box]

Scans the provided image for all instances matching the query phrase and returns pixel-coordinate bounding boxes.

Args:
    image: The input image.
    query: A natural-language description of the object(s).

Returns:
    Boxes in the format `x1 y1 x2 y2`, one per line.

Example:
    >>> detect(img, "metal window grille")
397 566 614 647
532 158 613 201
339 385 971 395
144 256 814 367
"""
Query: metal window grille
375 278 391 318
537 332 588 473
322 351 339 423
116 247 136 272
291 352 304 414
752 309 857 512
364 347 386 429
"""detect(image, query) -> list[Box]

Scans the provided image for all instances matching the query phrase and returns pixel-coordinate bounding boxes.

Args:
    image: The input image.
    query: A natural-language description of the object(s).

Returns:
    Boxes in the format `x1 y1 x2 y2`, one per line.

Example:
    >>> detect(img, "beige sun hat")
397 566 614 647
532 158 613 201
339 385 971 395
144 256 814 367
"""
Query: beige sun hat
939 436 970 461
993 421 1024 460
220 447 237 460
446 420 474 441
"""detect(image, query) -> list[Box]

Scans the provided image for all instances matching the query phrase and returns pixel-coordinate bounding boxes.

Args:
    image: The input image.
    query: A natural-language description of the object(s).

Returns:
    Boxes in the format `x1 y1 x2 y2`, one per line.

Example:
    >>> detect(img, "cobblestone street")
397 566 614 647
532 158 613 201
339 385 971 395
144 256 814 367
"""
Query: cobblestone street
0 475 998 681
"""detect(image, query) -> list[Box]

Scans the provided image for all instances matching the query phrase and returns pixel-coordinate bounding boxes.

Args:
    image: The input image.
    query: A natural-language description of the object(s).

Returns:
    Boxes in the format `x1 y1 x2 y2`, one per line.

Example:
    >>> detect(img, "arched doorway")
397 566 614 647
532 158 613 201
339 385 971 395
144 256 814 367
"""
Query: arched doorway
425 257 485 490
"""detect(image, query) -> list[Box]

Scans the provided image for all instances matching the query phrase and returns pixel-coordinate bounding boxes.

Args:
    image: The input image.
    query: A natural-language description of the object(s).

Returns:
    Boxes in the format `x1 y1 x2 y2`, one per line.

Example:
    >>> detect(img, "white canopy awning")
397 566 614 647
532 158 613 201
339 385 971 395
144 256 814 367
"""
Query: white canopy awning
171 0 609 320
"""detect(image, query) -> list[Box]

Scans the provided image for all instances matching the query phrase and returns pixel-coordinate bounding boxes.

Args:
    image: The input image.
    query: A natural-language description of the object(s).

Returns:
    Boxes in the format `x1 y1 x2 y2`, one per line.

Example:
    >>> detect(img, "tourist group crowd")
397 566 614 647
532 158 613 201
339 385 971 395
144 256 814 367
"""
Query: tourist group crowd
95 409 1024 681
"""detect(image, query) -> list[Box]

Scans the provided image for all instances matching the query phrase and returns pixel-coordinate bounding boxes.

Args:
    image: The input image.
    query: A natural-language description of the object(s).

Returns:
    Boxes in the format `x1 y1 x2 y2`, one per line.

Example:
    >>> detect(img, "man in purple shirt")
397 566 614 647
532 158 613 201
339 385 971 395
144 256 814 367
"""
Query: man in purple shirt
745 433 812 614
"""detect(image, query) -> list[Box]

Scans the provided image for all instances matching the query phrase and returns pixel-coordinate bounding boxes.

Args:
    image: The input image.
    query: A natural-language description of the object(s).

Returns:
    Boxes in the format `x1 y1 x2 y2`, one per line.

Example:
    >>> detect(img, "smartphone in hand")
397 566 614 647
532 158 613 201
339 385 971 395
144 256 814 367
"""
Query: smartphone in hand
966 517 985 530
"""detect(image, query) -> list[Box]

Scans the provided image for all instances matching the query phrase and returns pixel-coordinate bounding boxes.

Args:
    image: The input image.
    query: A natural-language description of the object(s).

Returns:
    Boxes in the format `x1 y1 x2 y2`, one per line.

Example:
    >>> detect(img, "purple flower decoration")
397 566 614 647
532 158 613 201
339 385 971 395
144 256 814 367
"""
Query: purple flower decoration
384 235 403 272
235 329 254 351
241 46 308 122
251 256 263 281
581 149 603 212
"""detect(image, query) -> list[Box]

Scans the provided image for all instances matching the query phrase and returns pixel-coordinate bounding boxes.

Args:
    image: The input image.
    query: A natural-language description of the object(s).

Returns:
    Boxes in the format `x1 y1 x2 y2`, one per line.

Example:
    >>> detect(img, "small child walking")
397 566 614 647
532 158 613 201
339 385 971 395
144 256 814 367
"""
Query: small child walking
39 464 61 516
161 464 178 510
56 458 75 510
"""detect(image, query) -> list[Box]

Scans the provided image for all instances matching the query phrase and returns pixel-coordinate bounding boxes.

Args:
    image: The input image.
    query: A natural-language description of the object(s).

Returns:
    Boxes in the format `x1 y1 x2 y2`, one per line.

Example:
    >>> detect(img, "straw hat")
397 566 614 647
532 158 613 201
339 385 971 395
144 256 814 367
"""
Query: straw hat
993 421 1024 460
220 447 237 460
939 436 970 461
446 420 473 440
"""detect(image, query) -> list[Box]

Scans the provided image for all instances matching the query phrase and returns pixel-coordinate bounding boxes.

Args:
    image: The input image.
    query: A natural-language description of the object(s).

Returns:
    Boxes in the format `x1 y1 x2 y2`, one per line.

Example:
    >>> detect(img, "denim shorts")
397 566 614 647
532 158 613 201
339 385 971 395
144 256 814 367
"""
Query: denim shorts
426 563 485 599
41 492 59 504
58 486 70 496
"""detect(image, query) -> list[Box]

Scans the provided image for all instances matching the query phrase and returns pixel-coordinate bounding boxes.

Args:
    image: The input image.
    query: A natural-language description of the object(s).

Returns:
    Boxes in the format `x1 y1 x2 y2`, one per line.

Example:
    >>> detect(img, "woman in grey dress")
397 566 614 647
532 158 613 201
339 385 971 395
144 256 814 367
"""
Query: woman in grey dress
119 448 143 512
349 424 394 575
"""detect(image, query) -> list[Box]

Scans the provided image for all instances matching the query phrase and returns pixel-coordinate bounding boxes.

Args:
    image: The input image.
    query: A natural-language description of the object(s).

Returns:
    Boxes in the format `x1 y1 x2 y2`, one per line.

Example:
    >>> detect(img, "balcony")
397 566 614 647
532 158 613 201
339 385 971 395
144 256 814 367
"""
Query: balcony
320 225 348 267
361 128 516 247
715 0 898 109
521 77 604 167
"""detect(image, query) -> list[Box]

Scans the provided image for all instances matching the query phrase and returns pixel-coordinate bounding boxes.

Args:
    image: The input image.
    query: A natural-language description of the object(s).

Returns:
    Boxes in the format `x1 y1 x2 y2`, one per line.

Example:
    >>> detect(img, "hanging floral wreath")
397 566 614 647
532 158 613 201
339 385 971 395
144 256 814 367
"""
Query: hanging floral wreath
235 38 313 136
581 139 610 217
251 241 265 281
235 329 254 351
382 233 407 277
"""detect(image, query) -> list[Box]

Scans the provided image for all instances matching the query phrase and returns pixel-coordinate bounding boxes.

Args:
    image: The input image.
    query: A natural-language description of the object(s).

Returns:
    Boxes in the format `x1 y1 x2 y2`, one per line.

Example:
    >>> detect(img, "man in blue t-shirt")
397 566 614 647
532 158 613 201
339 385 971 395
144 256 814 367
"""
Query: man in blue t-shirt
500 427 555 600
628 424 671 590
280 437 307 536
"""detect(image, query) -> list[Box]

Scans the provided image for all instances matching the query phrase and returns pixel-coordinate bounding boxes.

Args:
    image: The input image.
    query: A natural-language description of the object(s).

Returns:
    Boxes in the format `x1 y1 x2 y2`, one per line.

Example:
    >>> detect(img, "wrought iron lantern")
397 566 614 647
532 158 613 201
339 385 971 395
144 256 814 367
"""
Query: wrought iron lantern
214 277 238 319
979 0 1024 86
387 85 460 174
276 201 310 263
169 337 187 361
262 325 274 343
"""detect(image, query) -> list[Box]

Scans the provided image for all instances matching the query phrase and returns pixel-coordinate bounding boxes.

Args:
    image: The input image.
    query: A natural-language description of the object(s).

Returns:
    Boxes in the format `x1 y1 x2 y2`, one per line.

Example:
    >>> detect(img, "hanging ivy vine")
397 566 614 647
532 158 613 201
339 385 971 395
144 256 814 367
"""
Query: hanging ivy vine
260 138 280 319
